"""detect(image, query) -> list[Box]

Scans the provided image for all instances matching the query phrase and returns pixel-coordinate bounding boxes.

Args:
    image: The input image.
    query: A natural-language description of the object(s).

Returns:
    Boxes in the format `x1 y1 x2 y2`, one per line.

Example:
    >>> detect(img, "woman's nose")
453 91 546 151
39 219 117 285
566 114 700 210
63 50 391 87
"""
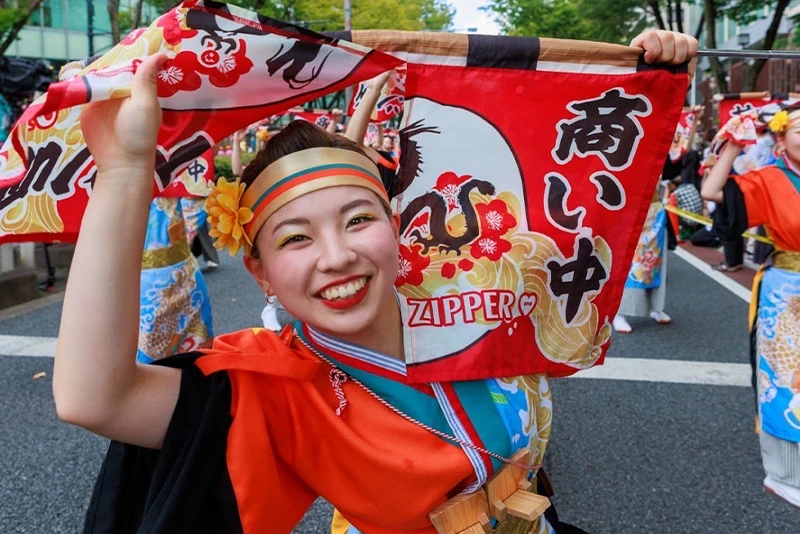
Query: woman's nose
316 232 358 271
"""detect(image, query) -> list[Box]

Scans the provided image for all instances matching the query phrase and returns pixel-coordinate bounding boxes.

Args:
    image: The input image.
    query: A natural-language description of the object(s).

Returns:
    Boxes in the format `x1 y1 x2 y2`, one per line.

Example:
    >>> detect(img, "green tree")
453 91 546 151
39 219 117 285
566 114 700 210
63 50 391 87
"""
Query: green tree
0 0 44 56
702 0 727 93
483 0 591 39
117 0 453 40
722 0 792 91
108 0 122 44
482 0 652 44
174 0 454 31
421 0 455 30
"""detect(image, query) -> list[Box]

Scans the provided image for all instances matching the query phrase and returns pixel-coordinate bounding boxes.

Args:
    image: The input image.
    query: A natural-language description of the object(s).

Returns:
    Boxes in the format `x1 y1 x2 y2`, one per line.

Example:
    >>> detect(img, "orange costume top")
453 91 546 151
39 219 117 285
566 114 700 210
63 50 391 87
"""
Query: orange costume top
731 160 800 252
83 326 554 534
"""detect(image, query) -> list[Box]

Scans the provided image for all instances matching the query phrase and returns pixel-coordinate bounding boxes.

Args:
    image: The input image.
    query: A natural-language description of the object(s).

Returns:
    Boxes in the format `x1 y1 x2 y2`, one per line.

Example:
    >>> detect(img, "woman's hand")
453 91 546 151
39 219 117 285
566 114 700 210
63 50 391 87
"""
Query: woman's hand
80 53 167 176
365 70 392 90
630 30 698 65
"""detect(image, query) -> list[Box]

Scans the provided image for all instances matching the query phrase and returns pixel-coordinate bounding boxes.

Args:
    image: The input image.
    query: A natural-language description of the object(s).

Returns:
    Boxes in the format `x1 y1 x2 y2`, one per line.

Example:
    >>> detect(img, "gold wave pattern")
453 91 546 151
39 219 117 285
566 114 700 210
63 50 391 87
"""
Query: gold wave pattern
138 259 209 361
85 24 166 75
0 193 64 235
406 188 610 369
761 296 800 389
179 170 213 197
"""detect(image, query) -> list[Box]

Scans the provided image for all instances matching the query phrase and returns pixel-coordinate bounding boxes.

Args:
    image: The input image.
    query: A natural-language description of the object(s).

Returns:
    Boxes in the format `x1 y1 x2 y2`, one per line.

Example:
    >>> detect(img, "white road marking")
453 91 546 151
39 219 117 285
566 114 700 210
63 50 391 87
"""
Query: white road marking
571 357 751 387
0 334 751 387
673 247 751 303
0 335 57 358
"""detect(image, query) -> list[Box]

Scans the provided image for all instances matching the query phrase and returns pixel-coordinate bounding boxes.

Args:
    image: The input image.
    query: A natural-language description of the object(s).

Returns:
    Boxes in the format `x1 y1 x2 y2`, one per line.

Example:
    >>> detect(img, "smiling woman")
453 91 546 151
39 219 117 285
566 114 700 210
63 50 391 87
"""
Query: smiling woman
52 23 700 533
238 122 404 357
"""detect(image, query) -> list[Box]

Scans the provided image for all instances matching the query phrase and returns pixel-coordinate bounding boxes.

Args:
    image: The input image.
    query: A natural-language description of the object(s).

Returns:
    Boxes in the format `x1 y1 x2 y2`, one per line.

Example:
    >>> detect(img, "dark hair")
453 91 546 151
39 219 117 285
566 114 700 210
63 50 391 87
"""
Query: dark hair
241 120 368 189
242 121 391 258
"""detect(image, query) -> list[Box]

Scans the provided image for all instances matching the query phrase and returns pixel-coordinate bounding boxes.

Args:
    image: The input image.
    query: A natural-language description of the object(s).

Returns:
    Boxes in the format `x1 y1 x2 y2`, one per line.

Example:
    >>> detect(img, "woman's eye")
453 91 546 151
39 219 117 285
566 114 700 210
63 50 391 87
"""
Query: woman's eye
278 235 307 248
348 215 375 227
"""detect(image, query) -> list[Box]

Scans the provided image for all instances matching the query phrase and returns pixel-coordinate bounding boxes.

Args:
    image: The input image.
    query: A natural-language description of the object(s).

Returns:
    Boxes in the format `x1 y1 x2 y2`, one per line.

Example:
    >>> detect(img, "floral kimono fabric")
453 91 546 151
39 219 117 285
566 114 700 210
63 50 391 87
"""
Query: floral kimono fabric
138 197 213 362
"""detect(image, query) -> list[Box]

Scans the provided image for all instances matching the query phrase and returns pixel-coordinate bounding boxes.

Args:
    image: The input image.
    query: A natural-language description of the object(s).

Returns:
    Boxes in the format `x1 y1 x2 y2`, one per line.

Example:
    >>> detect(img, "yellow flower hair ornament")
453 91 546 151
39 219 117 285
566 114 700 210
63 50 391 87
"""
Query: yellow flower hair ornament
769 110 790 134
206 178 254 256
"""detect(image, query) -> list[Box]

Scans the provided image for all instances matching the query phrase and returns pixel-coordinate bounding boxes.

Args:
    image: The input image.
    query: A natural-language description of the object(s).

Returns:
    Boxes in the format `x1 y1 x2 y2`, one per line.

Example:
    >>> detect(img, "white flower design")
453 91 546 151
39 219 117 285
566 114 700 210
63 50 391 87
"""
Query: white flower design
398 257 412 278
440 184 460 208
478 237 497 255
485 210 504 231
159 66 183 85
217 56 237 74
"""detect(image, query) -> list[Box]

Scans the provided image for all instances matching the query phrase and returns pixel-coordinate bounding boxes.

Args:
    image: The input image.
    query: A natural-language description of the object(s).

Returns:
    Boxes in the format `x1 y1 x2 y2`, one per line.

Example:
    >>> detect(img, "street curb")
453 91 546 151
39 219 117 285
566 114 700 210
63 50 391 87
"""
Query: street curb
0 291 65 323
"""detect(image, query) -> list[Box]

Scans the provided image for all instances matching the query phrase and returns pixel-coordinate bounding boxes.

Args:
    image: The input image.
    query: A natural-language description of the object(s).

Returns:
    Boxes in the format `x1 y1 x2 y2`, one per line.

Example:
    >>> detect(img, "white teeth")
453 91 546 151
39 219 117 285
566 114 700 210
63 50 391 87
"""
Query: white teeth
320 277 367 300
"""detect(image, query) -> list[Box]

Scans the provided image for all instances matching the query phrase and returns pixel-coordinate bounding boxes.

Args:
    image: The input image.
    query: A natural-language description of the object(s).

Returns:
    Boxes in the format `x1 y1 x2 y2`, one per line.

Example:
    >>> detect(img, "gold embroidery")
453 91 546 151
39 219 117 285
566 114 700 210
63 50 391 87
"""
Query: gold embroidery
774 251 800 272
141 241 191 270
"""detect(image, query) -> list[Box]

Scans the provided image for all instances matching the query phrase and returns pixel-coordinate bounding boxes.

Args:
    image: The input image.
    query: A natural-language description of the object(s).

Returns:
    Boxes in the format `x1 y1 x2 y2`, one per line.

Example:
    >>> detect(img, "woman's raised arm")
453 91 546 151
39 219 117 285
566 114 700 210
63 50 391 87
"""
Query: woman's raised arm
53 54 181 449
701 141 741 203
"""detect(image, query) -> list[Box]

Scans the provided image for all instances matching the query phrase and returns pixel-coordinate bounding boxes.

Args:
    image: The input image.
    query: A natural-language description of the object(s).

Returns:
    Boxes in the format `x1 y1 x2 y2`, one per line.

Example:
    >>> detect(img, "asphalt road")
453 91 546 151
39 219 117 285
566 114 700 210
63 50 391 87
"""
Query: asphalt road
1 251 798 533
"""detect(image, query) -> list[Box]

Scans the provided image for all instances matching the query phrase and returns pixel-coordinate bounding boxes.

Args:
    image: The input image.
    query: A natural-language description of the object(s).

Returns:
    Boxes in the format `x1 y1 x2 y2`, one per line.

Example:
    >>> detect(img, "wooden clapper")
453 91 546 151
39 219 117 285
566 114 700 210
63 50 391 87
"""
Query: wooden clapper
429 450 551 533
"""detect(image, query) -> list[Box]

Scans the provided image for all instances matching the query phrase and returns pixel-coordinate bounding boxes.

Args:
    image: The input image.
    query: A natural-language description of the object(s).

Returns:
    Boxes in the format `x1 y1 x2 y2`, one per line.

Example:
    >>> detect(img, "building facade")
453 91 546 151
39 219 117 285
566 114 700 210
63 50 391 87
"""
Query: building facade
9 0 159 67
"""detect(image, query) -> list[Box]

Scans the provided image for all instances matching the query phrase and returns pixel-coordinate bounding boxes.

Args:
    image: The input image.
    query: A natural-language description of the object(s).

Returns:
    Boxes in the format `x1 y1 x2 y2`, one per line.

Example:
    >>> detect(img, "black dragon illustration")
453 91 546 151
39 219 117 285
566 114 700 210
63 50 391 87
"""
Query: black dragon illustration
396 119 439 197
265 41 333 89
397 119 495 255
187 4 332 90
400 179 496 255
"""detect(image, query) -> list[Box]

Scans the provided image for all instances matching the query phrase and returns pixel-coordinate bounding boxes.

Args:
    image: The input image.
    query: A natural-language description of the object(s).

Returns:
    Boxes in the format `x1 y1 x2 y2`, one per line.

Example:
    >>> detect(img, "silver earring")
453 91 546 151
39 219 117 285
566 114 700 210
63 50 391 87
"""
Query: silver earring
266 294 277 304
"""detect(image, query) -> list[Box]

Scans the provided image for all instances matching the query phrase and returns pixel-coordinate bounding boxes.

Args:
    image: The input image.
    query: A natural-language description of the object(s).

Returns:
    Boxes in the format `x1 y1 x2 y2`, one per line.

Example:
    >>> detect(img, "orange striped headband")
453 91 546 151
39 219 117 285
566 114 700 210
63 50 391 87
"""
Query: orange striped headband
241 147 389 245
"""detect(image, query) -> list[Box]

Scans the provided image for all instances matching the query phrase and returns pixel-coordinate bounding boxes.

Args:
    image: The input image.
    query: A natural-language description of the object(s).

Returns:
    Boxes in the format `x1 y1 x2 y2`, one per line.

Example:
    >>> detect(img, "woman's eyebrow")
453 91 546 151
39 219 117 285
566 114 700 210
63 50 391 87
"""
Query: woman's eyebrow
271 199 377 235
271 217 310 235
339 198 376 214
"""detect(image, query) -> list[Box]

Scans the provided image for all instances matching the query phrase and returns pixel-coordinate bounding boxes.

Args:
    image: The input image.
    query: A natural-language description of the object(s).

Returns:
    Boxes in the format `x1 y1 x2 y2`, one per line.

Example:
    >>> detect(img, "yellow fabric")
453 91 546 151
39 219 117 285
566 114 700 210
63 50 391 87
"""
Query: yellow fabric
331 509 352 534
662 204 774 245
749 251 800 330
773 250 800 272
749 266 766 331
141 240 191 270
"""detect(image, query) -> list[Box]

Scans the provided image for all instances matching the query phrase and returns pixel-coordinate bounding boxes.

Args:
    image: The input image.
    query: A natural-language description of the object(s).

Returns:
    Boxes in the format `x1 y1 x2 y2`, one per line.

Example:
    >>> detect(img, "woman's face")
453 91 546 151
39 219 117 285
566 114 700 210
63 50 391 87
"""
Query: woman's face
780 122 800 163
247 186 400 339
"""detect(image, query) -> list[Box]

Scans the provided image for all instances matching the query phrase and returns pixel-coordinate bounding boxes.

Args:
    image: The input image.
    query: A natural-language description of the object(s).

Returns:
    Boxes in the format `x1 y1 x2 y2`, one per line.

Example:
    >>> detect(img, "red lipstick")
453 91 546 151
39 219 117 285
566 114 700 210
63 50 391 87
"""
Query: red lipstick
318 278 370 310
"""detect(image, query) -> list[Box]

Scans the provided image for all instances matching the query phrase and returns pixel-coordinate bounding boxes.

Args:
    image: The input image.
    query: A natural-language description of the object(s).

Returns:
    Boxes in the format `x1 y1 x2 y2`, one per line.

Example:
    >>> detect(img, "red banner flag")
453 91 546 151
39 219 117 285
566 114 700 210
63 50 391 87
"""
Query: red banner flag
0 6 690 381
161 148 216 198
701 93 800 172
291 109 335 130
343 31 690 382
0 0 399 244
716 92 780 125
668 106 701 162
347 66 405 123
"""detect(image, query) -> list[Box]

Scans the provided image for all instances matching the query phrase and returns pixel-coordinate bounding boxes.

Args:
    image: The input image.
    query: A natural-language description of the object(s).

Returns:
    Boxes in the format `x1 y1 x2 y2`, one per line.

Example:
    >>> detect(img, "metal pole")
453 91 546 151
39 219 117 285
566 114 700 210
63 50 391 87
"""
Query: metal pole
343 0 353 117
344 0 352 31
87 0 95 57
698 49 800 60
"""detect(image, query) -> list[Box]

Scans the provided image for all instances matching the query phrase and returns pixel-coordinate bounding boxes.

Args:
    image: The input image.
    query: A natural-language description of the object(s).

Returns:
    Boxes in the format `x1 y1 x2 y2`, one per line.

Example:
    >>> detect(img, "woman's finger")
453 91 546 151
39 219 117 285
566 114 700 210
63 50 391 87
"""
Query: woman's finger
656 30 675 64
671 33 689 65
131 53 168 107
631 31 661 64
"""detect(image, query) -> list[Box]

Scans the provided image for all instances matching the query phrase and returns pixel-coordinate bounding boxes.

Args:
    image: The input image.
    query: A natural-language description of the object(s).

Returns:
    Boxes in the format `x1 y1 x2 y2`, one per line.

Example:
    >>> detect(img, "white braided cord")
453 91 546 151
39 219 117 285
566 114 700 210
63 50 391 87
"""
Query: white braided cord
296 334 538 473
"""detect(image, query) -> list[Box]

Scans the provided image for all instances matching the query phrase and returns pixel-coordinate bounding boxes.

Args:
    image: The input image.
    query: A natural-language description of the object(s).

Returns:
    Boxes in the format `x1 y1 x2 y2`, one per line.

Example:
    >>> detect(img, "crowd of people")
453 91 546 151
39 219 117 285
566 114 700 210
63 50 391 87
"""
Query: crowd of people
609 98 800 507
614 118 781 333
39 19 800 534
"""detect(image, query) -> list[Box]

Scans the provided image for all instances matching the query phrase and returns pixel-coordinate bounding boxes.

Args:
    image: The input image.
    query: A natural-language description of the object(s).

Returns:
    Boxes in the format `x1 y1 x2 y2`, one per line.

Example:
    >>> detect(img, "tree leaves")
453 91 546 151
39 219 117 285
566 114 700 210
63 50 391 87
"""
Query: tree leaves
482 0 652 44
